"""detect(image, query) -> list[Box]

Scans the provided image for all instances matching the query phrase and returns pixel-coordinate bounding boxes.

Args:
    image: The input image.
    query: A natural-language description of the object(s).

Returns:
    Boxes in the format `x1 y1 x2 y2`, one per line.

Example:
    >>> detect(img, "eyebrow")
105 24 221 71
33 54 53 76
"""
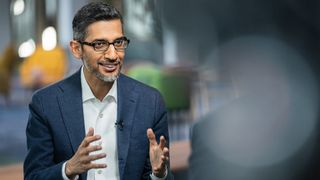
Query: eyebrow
91 36 126 42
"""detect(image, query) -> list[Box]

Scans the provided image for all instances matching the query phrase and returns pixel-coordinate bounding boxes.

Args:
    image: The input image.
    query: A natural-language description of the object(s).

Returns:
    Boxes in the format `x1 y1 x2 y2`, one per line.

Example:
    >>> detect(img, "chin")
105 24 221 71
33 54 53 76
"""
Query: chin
103 75 119 82
97 72 120 82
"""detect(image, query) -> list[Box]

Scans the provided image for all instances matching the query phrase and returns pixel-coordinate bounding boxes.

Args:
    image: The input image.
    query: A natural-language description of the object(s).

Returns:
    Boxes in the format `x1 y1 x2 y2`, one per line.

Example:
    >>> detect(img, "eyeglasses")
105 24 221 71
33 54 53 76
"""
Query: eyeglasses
78 37 130 52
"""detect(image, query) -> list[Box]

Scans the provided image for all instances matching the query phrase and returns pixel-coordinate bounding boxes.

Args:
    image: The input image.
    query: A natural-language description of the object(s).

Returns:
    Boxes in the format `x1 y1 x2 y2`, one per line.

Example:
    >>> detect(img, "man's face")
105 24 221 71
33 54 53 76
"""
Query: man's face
81 19 125 83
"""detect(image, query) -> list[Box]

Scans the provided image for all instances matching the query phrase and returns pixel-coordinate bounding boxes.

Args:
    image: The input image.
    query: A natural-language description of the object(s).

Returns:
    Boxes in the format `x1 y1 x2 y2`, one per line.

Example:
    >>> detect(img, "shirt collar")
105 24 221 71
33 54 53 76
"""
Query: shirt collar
81 66 117 103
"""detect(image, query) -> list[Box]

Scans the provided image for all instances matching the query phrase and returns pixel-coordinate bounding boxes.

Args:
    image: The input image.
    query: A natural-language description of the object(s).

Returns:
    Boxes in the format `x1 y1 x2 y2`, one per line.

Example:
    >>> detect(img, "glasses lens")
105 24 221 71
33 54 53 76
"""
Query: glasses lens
88 37 129 52
114 38 129 51
93 41 109 51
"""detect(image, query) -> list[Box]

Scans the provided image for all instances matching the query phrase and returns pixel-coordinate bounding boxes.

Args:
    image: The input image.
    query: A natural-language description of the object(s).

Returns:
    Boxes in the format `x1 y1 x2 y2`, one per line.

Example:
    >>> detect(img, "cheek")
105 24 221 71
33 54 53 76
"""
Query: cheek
118 53 125 62
83 54 101 64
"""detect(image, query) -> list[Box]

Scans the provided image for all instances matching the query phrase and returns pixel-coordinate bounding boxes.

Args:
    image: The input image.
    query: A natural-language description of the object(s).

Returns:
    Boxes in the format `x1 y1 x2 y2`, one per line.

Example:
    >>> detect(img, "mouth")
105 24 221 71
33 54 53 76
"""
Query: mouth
98 61 120 72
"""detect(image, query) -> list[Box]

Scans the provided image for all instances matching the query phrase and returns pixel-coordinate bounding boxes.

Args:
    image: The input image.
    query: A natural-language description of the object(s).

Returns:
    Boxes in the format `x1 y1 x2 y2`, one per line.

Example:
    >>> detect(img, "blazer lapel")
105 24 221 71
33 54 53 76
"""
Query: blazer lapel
57 70 87 179
117 74 139 179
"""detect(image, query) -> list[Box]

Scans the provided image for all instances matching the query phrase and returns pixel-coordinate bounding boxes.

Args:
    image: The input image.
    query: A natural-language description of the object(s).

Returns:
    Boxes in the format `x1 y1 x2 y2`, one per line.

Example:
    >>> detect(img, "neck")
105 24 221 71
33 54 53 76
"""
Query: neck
89 80 113 101
83 70 114 101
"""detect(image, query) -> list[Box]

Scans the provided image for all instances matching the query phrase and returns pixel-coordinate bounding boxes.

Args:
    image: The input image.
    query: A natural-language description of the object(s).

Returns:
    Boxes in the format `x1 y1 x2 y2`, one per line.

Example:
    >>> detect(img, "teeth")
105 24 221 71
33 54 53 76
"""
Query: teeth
100 63 117 71
98 61 119 72
100 63 115 66
99 61 120 66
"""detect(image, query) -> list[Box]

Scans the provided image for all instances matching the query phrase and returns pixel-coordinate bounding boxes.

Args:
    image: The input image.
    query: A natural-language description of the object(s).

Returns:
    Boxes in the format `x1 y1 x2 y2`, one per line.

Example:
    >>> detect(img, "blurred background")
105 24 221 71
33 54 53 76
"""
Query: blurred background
1 0 320 179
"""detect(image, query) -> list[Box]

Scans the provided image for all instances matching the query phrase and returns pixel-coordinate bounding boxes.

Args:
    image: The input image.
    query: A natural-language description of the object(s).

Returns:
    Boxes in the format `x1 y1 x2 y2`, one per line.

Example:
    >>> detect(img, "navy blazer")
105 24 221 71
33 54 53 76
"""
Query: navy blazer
24 69 172 180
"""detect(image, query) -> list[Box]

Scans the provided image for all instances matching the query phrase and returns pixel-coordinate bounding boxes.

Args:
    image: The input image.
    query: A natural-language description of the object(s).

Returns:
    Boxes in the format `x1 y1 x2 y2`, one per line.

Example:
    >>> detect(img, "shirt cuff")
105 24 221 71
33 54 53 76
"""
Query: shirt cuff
62 162 79 180
150 168 168 180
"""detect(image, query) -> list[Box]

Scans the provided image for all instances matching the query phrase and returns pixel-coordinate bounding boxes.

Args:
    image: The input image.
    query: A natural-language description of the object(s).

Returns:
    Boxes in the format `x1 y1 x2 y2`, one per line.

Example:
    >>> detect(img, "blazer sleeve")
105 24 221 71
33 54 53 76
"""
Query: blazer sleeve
141 91 174 180
24 94 64 180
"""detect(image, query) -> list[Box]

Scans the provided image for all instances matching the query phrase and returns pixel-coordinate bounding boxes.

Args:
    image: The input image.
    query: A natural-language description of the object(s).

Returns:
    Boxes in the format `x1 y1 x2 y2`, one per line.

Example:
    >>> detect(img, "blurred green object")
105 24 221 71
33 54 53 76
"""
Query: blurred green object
127 64 190 110
160 71 190 110
127 65 162 90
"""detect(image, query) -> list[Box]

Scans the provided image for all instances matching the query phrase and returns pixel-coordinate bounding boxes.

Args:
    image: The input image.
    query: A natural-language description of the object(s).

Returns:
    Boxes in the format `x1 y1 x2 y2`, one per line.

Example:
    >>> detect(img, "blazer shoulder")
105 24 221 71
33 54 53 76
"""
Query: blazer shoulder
32 70 81 99
32 81 61 99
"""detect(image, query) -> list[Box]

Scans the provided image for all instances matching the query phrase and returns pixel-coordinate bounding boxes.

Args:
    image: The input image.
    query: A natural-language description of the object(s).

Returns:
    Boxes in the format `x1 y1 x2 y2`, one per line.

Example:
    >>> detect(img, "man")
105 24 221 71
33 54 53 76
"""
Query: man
24 2 172 180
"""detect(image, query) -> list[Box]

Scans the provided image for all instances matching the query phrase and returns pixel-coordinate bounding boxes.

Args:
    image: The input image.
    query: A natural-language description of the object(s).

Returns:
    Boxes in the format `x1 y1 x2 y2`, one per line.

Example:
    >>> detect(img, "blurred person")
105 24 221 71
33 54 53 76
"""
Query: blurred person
24 2 172 180
19 45 67 91
0 44 19 105
189 36 320 180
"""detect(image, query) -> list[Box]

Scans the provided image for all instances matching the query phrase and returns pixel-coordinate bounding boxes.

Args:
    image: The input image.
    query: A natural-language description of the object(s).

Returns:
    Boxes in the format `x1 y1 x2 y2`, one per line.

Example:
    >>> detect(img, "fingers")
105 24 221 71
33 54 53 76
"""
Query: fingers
147 129 170 177
80 144 102 155
159 136 166 149
160 147 169 165
80 135 101 148
87 127 94 137
147 128 167 150
153 147 169 174
88 162 107 169
82 153 107 163
162 147 169 163
67 128 107 176
147 129 168 151
147 128 157 146
80 128 101 148
163 147 169 157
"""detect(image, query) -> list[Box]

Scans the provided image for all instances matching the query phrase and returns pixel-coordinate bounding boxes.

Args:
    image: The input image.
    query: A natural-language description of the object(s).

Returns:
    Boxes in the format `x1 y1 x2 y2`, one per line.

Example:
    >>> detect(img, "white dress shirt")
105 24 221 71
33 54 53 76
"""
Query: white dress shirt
62 67 166 180
81 67 120 180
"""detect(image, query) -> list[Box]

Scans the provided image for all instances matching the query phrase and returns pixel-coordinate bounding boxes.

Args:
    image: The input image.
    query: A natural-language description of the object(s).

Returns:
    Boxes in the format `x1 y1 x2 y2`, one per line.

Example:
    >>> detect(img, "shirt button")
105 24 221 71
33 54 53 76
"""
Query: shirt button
97 169 103 174
99 114 103 118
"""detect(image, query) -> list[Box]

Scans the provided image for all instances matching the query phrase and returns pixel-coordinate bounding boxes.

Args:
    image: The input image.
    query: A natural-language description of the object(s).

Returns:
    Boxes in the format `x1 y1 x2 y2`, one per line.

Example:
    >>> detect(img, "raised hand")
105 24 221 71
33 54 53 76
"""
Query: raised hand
65 127 107 179
147 128 169 178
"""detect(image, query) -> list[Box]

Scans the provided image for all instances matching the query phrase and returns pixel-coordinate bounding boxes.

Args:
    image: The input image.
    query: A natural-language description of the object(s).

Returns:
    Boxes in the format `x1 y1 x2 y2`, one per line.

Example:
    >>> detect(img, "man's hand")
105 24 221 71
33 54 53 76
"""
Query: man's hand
65 127 107 179
147 128 169 178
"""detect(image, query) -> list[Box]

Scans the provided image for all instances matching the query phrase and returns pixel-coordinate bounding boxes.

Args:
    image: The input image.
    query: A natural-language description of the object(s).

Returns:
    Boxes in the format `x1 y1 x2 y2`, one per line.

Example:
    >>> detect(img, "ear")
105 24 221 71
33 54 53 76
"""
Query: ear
69 40 82 59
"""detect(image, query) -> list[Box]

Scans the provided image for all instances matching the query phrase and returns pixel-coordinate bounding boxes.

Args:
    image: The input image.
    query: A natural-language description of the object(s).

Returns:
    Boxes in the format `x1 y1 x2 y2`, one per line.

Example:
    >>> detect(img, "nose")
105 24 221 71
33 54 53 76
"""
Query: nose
104 44 118 60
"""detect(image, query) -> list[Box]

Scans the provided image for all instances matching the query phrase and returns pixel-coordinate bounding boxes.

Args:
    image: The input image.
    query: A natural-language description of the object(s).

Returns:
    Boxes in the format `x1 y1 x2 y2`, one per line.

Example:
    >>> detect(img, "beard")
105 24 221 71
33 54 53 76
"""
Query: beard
84 58 122 83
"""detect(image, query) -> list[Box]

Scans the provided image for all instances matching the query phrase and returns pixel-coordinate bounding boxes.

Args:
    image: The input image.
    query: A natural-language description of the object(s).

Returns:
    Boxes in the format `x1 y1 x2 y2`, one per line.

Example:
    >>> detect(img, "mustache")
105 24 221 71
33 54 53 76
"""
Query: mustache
98 59 121 66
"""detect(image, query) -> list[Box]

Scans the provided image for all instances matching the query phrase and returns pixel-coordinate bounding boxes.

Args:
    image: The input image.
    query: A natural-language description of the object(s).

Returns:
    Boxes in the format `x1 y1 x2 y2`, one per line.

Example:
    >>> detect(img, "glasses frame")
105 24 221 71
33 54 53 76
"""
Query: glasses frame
78 36 130 52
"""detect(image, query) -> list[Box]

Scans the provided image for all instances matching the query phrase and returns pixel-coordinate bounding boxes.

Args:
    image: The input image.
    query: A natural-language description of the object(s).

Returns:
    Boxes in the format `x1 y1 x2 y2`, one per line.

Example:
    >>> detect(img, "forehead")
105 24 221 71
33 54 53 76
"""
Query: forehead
85 19 123 41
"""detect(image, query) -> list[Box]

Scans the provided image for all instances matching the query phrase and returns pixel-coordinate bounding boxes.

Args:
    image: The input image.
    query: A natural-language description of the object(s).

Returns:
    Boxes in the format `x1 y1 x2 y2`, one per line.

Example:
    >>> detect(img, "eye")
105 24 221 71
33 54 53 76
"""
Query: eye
93 41 107 50
113 39 124 47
